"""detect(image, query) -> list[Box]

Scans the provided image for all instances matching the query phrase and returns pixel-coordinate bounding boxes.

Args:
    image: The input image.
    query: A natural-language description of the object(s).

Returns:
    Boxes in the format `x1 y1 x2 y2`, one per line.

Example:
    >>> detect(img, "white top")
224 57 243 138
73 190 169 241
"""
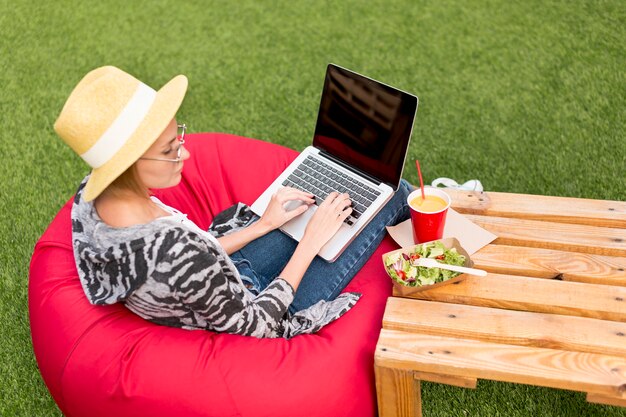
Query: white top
150 196 222 247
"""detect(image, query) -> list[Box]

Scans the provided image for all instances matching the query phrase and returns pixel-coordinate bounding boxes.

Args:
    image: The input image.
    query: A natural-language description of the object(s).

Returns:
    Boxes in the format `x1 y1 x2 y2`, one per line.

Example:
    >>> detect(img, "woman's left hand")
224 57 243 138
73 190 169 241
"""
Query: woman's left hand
257 187 315 232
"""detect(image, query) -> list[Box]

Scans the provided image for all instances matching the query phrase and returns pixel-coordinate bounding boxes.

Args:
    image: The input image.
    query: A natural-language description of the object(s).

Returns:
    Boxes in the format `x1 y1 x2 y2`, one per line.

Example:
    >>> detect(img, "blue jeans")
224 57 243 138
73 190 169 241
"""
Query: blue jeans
230 179 413 314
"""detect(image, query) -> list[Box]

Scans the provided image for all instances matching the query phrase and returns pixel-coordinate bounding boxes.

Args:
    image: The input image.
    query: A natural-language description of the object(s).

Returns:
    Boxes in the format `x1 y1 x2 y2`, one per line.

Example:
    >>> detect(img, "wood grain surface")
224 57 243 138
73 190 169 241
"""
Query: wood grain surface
470 244 626 286
412 371 477 388
397 273 626 322
375 366 421 417
377 330 626 399
447 189 626 228
464 214 626 256
383 298 626 357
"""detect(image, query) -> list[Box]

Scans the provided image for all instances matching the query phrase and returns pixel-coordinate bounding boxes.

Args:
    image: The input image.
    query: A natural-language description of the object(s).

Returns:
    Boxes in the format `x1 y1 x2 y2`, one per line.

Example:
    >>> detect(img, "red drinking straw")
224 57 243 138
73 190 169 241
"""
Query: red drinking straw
416 160 426 200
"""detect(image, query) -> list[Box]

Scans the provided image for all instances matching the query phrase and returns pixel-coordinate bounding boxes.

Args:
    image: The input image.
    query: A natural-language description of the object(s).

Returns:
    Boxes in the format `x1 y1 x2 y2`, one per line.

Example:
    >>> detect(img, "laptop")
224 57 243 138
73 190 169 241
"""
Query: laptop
251 64 418 262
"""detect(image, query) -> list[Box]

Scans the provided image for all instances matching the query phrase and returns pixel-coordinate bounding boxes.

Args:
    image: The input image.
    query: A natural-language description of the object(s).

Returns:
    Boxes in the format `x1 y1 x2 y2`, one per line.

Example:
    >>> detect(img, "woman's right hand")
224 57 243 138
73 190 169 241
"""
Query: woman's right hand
301 192 353 253
277 192 352 291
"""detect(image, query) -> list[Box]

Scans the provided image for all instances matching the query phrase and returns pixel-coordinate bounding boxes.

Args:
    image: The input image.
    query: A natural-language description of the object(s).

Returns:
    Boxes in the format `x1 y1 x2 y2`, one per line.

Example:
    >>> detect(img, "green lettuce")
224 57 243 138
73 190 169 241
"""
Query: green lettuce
384 241 466 287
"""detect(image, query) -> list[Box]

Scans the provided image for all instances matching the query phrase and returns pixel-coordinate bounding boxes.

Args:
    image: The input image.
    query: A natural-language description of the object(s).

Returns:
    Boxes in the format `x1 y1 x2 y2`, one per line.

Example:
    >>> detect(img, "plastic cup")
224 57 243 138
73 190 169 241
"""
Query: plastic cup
407 186 451 244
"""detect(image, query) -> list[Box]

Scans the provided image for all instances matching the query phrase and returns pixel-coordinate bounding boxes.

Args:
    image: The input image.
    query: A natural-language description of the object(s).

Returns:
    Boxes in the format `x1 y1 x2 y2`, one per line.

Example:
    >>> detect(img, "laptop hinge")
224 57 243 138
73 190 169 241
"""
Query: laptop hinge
318 150 384 187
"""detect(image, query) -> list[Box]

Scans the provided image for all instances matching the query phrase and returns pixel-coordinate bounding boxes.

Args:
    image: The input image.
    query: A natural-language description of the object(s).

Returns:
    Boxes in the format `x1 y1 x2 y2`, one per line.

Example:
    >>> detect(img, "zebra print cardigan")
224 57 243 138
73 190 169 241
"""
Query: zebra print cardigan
70 178 360 339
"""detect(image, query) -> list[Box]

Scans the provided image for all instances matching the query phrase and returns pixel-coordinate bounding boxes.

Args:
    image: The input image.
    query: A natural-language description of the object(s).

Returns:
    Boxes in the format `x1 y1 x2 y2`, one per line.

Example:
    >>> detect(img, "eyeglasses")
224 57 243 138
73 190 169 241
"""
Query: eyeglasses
140 124 186 163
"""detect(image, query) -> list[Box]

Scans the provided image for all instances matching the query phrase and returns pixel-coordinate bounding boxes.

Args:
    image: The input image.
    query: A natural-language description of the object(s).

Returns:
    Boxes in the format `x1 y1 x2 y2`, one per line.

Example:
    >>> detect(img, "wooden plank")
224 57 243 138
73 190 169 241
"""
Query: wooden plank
586 393 626 407
471 244 626 286
383 298 626 357
377 330 626 399
413 371 477 389
447 189 626 229
375 365 422 417
464 214 626 257
396 273 626 322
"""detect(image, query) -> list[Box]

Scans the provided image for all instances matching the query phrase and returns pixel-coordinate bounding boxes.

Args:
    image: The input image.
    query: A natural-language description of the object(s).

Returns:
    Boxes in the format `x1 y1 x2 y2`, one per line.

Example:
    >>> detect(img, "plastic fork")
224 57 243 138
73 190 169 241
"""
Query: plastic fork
412 257 487 276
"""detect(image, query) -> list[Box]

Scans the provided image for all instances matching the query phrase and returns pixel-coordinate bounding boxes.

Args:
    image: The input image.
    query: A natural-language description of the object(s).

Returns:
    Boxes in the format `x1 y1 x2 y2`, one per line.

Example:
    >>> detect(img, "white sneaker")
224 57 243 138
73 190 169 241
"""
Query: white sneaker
431 177 484 192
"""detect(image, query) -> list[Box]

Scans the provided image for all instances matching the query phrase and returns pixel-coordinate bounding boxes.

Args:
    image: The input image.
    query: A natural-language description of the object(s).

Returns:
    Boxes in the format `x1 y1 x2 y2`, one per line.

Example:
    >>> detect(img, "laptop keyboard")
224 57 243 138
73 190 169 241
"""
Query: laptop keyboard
281 155 381 226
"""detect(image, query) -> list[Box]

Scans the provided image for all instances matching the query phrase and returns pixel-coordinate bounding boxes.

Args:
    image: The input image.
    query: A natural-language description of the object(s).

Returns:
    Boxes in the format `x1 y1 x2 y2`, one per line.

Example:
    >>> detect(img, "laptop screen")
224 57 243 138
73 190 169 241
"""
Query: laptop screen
312 64 418 190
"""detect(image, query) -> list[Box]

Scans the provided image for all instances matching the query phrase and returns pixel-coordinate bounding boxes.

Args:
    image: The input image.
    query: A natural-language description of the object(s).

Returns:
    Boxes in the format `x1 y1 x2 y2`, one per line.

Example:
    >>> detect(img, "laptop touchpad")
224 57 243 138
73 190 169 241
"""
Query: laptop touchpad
283 200 306 212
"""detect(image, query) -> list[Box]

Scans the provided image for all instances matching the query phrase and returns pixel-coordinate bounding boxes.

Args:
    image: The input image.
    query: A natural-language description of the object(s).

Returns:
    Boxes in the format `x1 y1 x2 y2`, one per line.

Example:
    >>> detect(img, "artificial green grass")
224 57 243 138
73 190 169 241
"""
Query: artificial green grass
0 0 624 416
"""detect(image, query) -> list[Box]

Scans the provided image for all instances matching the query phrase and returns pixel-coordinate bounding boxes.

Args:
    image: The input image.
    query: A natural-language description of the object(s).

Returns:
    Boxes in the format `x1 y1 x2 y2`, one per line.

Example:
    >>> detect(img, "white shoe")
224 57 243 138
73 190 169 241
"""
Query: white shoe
431 177 483 192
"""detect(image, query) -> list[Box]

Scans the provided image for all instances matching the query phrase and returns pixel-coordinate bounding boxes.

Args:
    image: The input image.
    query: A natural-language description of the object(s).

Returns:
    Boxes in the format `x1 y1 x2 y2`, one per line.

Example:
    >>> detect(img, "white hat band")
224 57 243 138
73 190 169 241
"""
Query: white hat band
80 82 157 169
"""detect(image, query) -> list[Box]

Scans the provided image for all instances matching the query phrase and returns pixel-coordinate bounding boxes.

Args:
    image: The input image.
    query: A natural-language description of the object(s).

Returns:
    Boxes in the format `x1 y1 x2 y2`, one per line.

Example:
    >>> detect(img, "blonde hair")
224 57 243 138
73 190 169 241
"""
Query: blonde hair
104 163 149 198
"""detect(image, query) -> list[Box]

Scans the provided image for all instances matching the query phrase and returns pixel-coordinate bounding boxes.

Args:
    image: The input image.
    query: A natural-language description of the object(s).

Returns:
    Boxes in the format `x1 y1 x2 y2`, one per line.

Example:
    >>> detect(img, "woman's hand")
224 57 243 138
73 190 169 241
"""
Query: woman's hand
301 192 352 253
276 192 352 290
257 187 315 232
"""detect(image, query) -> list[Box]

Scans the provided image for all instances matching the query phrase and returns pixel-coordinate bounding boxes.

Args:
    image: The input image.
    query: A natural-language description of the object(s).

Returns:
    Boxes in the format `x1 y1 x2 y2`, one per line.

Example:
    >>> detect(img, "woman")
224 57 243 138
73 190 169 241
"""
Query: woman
55 66 412 338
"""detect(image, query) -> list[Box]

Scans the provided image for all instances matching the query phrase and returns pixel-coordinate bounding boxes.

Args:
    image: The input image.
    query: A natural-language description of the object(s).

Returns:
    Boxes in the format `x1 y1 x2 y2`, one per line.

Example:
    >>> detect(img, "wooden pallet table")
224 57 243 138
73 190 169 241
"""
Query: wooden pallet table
375 189 626 416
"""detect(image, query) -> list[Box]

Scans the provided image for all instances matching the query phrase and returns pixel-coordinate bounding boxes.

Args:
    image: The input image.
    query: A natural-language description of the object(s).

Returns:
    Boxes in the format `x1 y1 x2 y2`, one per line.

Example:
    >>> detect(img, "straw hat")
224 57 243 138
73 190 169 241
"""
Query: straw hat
54 66 188 201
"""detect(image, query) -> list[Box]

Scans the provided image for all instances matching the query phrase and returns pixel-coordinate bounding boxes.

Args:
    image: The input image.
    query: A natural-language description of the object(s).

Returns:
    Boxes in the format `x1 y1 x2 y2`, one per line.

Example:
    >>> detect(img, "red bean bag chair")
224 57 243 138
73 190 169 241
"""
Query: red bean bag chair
29 133 397 417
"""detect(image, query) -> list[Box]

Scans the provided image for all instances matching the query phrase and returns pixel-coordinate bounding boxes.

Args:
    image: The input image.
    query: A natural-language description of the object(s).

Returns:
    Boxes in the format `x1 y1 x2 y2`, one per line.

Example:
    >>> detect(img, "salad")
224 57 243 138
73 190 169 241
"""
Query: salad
384 241 466 287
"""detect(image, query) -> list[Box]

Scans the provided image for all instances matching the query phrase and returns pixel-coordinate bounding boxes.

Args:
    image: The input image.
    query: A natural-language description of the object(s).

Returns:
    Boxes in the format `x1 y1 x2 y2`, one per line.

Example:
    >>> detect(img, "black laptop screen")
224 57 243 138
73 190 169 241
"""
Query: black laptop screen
312 64 418 190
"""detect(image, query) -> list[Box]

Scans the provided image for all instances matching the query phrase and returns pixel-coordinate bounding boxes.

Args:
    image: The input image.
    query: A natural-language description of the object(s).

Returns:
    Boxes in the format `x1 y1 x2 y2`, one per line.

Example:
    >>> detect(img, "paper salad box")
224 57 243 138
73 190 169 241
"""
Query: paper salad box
382 237 474 297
